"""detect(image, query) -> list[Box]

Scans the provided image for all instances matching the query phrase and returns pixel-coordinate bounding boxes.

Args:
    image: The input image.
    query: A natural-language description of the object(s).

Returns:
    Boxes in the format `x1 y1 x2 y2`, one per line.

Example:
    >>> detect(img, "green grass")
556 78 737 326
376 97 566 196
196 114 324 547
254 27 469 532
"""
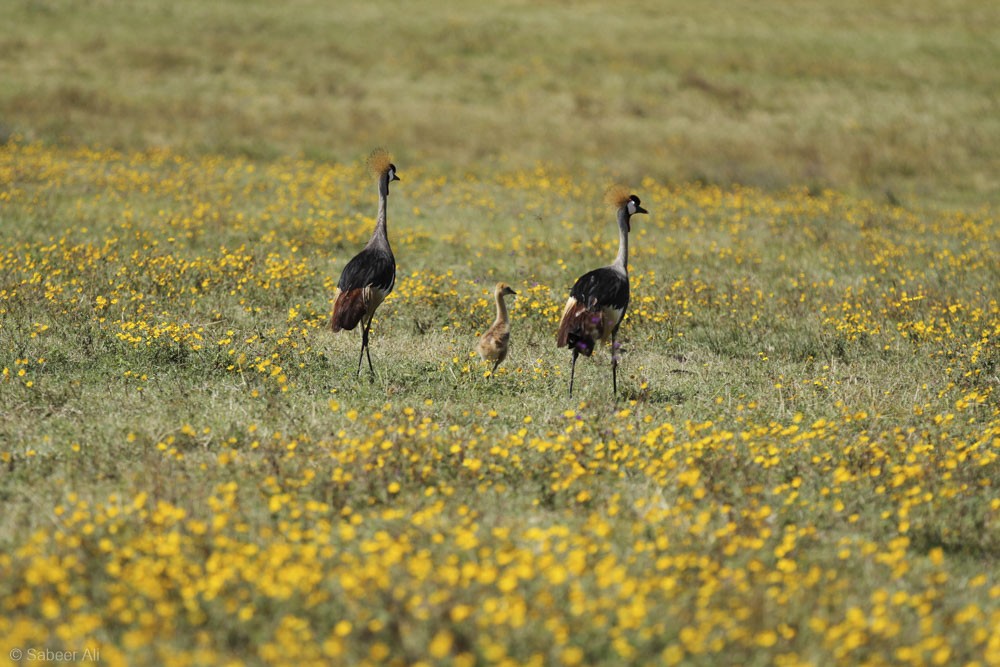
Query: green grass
0 143 997 665
2 0 999 206
1 2 999 665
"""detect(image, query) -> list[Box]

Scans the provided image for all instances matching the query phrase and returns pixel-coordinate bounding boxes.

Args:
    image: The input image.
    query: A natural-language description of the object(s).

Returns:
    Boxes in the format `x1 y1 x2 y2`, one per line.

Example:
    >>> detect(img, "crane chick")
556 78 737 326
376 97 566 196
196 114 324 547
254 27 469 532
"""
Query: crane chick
477 282 517 376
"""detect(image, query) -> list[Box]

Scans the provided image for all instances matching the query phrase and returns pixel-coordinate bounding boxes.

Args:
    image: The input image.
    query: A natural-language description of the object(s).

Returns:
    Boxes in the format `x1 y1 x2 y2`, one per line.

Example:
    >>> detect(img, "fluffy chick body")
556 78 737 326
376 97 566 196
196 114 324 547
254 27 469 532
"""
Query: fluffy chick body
477 282 517 373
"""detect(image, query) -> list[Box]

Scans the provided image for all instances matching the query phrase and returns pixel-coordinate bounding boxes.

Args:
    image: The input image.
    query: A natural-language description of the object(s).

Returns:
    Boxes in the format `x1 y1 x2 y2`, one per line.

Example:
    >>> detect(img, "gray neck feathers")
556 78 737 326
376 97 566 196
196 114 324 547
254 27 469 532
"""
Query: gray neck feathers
612 206 629 273
369 172 391 251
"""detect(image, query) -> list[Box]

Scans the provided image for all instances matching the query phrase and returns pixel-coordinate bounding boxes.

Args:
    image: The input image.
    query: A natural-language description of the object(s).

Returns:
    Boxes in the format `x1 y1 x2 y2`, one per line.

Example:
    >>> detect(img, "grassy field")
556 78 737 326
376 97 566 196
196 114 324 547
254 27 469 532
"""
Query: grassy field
2 143 998 666
2 1 1000 666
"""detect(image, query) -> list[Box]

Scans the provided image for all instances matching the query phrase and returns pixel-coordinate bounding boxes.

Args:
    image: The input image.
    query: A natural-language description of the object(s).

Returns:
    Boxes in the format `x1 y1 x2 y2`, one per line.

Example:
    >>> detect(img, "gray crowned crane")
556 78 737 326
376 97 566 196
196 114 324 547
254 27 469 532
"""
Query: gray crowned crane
477 282 517 376
330 148 400 377
556 186 647 397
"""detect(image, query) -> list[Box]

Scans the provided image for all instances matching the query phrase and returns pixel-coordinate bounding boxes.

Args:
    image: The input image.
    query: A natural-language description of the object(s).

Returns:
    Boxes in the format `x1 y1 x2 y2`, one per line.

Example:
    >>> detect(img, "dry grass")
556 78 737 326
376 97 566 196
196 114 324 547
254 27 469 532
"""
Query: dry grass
2 0 998 205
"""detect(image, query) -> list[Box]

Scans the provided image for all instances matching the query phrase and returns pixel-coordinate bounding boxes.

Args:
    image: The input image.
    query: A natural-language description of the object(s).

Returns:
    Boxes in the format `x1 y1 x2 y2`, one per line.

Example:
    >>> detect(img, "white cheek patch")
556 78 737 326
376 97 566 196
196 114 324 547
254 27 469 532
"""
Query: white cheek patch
627 200 637 215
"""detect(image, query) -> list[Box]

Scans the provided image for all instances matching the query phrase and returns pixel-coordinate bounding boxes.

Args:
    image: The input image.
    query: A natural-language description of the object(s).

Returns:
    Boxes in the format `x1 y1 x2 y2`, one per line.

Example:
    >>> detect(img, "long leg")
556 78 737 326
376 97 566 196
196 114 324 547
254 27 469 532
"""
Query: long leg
356 324 366 377
357 315 374 377
365 339 374 376
490 359 500 377
611 330 617 396
361 315 375 377
569 349 579 397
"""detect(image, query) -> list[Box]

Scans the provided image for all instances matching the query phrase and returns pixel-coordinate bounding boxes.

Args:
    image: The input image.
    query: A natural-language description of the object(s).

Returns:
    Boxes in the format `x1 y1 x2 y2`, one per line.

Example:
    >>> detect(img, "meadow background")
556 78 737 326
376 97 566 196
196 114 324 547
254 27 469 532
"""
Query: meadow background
2 1 999 665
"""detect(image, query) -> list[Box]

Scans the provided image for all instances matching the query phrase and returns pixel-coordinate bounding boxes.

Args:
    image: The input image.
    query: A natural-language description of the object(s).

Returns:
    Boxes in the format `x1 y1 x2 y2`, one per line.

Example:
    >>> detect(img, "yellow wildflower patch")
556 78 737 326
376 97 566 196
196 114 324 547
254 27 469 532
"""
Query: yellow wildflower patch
0 143 997 666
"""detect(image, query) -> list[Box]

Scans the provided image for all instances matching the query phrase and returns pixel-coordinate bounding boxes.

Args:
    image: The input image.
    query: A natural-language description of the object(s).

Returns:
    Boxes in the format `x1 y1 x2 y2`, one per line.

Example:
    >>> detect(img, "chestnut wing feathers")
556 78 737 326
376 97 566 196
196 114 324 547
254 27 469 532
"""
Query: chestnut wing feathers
330 289 369 332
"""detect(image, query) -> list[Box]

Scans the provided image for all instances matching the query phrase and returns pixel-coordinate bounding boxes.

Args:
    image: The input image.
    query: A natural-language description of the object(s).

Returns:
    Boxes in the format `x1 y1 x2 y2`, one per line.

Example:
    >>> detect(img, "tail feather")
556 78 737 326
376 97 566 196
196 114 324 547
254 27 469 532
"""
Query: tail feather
566 329 595 357
556 297 602 357
330 289 368 332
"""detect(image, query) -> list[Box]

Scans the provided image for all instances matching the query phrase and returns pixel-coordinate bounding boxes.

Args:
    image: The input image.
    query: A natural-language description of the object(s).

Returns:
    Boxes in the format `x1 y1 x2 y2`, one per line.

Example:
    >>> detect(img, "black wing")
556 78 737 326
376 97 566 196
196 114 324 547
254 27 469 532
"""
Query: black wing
337 247 396 293
569 267 629 312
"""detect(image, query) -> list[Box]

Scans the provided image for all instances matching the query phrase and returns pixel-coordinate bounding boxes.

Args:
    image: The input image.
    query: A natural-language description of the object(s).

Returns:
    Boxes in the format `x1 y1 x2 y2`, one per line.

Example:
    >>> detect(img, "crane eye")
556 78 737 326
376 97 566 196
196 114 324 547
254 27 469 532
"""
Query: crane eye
627 195 643 215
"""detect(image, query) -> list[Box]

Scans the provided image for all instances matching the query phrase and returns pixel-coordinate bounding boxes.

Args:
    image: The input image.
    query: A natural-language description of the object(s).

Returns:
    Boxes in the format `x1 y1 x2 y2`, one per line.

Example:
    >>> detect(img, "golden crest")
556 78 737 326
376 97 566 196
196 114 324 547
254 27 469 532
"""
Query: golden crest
367 147 393 176
603 184 632 208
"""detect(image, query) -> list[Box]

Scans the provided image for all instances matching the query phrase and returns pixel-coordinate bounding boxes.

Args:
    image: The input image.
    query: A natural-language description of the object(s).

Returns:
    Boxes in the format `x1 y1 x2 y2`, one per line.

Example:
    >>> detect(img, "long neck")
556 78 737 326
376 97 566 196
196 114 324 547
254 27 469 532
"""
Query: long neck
612 206 629 272
369 172 390 249
494 292 509 325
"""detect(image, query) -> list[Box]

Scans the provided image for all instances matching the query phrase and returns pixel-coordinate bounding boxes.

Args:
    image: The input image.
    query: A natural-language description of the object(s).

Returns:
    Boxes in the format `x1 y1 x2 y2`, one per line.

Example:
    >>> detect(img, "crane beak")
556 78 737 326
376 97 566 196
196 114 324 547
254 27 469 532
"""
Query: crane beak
635 205 648 215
